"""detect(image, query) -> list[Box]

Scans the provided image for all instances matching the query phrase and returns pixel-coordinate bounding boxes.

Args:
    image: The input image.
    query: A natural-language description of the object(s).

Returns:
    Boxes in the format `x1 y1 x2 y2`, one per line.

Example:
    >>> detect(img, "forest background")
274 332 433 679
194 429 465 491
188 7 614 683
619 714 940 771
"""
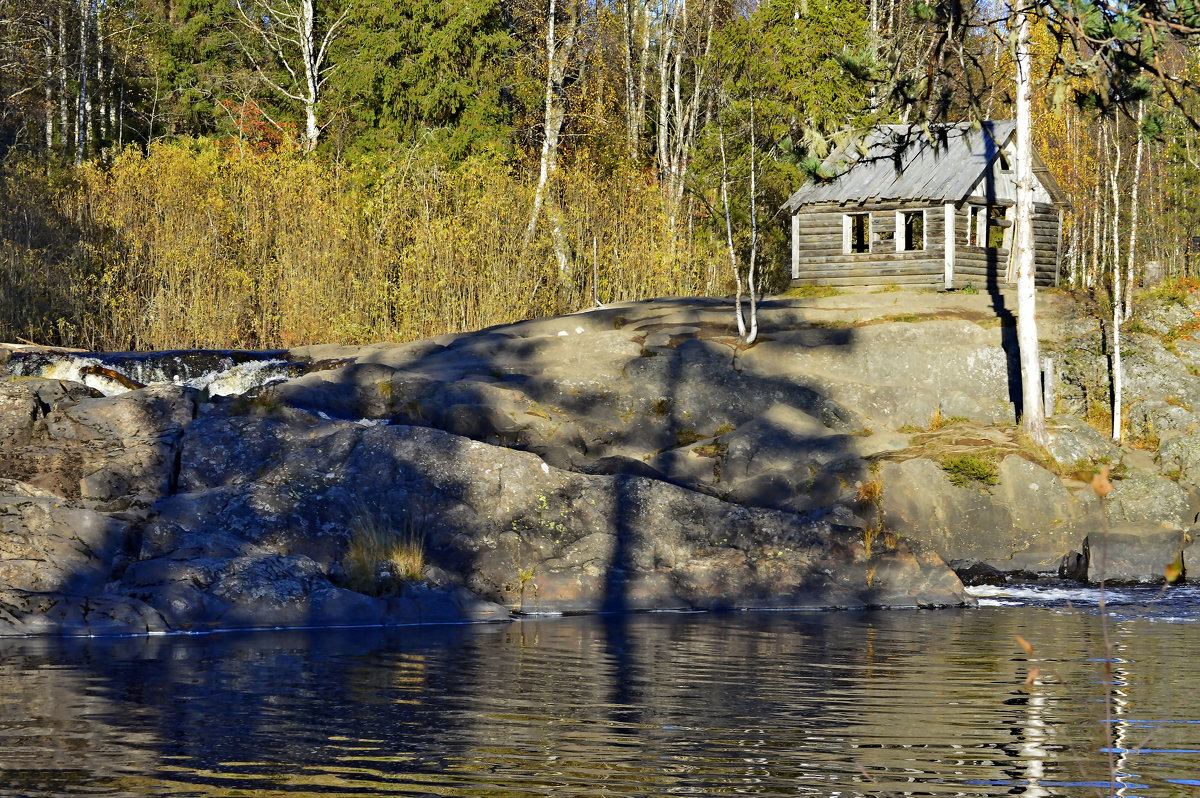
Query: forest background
0 0 1196 351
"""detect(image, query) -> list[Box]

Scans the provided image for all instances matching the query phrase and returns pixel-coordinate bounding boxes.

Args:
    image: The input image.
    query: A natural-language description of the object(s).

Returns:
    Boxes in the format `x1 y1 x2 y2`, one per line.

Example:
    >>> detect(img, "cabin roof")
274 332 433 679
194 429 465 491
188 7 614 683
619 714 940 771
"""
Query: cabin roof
783 121 1069 211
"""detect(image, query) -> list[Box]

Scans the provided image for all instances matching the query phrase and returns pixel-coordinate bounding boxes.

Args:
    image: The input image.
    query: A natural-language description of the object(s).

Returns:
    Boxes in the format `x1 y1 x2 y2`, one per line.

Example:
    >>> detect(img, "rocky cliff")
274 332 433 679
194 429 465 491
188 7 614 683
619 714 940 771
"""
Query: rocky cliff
2 289 1196 635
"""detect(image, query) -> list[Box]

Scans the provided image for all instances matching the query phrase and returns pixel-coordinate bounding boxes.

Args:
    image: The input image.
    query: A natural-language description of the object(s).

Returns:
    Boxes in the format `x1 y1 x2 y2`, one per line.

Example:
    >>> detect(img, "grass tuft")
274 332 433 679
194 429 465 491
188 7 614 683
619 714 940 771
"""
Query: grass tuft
781 284 841 299
342 513 425 596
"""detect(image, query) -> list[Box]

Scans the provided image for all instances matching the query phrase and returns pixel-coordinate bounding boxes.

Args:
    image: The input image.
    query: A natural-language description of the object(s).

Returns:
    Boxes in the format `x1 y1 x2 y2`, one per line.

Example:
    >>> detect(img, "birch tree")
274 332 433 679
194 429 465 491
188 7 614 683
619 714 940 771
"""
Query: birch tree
1110 115 1123 442
621 0 651 159
1126 99 1145 321
1012 0 1046 445
656 0 715 233
521 0 579 280
236 0 349 150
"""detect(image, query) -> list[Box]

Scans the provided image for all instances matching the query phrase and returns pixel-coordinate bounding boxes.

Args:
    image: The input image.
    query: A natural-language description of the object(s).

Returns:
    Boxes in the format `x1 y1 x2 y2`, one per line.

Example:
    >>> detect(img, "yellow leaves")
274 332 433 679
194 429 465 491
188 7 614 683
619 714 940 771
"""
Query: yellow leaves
1091 464 1114 497
1015 634 1034 656
16 140 725 350
1165 552 1185 583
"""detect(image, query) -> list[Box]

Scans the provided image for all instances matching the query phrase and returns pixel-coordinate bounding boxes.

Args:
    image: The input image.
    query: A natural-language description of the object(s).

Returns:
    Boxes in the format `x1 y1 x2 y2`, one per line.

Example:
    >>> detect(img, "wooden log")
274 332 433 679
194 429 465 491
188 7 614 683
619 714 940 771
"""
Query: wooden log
81 365 145 390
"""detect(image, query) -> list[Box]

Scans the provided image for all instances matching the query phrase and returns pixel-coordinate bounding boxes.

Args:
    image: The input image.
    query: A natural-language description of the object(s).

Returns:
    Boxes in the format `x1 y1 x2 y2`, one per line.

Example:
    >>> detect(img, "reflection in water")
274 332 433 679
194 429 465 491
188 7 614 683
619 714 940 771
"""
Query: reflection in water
2 601 1199 797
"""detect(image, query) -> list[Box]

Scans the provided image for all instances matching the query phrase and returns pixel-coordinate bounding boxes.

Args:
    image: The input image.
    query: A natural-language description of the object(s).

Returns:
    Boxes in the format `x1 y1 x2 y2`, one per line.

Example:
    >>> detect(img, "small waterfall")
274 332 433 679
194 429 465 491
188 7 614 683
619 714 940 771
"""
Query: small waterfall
4 349 308 397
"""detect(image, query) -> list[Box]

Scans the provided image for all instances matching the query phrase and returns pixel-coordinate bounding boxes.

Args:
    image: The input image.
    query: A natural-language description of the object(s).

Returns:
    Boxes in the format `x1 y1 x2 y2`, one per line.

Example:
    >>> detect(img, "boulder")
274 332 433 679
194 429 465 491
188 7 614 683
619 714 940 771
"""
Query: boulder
880 455 1089 575
1159 434 1200 484
137 409 971 618
1082 523 1193 584
1044 415 1122 468
1104 468 1193 528
0 380 196 509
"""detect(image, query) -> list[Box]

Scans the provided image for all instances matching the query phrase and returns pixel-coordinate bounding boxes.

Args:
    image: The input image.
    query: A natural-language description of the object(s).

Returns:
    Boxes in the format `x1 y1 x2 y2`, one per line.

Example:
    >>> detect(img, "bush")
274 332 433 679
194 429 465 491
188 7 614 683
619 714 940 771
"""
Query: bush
939 454 999 487
2 140 730 350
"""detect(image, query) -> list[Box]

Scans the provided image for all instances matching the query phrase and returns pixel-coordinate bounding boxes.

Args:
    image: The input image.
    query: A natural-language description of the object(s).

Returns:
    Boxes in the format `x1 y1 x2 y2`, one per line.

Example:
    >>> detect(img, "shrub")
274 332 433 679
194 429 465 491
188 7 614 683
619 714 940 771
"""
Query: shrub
939 454 999 487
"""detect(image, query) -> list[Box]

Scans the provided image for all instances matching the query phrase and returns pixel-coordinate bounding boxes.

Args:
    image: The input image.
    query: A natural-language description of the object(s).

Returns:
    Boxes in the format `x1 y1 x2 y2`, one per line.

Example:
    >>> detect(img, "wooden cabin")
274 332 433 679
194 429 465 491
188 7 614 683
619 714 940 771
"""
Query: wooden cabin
783 121 1070 290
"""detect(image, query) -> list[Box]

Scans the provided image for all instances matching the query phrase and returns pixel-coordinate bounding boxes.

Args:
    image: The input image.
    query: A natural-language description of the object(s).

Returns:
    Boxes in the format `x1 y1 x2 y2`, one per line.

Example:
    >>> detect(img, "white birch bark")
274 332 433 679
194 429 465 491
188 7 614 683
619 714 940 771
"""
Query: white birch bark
745 90 758 345
522 0 579 276
718 118 746 340
75 0 91 165
1013 3 1046 445
622 0 651 159
43 15 53 150
1126 100 1145 320
58 8 69 154
1110 117 1123 442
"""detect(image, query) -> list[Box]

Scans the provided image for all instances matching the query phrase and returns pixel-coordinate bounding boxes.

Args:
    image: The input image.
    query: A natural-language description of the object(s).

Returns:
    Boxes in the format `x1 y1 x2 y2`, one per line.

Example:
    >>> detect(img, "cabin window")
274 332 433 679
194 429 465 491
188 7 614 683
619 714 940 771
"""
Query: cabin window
844 213 870 254
965 205 983 245
987 217 1007 249
966 205 1007 248
897 210 925 251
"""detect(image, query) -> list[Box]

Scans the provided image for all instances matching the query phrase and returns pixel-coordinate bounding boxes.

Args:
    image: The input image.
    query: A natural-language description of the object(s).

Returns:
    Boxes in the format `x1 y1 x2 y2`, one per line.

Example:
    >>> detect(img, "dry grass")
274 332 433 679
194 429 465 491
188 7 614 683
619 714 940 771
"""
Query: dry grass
342 513 426 596
1 142 729 350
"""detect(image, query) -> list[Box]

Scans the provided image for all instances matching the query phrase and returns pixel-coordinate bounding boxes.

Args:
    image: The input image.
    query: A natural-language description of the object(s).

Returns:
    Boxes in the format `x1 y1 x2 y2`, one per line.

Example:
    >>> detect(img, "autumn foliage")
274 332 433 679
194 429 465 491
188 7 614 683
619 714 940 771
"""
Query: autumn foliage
1 141 724 350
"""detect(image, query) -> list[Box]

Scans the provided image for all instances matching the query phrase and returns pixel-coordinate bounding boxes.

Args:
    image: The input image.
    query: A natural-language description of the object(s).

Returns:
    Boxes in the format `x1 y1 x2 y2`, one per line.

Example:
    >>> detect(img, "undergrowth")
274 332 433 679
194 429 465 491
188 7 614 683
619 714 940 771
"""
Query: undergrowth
939 453 999 487
342 512 426 596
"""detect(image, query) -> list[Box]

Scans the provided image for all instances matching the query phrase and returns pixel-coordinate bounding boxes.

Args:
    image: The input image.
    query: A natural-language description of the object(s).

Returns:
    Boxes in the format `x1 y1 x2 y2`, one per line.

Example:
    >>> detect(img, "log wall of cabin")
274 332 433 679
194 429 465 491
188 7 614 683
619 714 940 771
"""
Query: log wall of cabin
791 199 1063 288
791 200 947 287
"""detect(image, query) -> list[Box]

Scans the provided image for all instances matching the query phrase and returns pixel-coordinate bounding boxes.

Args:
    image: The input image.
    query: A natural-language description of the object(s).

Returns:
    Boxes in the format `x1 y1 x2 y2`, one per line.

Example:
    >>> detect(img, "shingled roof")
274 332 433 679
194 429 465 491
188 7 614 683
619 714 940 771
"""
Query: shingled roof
783 121 1068 210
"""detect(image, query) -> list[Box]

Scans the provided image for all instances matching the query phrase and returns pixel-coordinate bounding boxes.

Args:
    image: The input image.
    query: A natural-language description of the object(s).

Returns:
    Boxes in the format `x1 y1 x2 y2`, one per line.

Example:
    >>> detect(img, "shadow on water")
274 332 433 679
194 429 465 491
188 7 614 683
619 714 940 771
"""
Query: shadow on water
3 606 1186 795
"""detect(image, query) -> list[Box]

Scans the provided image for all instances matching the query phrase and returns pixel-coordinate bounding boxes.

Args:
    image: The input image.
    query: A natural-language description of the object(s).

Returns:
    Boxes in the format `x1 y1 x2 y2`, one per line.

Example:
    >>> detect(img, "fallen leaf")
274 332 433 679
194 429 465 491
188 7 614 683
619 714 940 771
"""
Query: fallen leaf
1166 554 1184 584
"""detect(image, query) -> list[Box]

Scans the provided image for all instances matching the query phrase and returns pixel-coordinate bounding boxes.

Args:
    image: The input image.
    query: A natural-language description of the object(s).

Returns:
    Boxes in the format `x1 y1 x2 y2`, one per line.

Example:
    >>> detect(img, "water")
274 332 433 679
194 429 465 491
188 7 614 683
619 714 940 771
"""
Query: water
5 350 306 397
3 587 1200 797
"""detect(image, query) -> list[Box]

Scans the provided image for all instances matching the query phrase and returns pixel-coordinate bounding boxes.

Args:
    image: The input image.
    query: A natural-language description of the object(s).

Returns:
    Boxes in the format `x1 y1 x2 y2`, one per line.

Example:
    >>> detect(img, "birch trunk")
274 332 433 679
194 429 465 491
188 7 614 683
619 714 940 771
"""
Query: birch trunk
522 0 579 278
1110 117 1123 442
300 0 320 148
1126 100 1145 319
95 10 105 145
745 91 758 345
58 9 69 158
1013 4 1045 445
43 18 54 150
75 0 90 165
622 0 650 159
718 120 745 340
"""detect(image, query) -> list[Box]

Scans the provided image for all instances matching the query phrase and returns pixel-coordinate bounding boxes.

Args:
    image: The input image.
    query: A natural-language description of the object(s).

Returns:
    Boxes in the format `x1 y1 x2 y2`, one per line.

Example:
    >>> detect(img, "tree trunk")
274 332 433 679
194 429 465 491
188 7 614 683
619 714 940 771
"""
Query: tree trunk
745 90 758 345
76 0 90 165
1013 4 1045 445
718 118 745 340
522 0 578 278
58 8 69 158
1110 116 1123 442
43 16 54 151
1126 100 1145 319
300 0 320 148
621 0 650 159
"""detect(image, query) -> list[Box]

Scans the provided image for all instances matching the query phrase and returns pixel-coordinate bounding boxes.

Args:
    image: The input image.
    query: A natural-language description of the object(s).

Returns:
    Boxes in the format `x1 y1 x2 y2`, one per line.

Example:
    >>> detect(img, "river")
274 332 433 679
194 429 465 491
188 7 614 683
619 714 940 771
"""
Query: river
2 584 1199 797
